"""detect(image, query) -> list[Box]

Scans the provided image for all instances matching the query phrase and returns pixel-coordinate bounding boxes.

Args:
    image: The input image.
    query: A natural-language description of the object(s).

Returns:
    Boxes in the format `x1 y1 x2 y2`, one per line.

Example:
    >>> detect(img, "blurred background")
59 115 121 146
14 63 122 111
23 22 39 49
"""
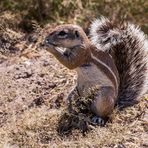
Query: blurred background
0 0 148 33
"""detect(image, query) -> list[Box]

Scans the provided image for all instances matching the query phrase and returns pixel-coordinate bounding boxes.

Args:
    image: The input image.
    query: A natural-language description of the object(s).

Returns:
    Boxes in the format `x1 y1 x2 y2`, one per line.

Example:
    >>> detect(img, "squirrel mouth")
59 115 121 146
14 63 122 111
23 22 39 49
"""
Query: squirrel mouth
48 42 57 46
44 38 67 53
44 38 57 47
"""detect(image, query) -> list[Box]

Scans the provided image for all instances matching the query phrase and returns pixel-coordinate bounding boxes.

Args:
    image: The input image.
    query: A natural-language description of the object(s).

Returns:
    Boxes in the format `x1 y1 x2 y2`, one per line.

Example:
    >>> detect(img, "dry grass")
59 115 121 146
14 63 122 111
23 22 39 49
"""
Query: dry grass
0 49 147 147
0 13 148 148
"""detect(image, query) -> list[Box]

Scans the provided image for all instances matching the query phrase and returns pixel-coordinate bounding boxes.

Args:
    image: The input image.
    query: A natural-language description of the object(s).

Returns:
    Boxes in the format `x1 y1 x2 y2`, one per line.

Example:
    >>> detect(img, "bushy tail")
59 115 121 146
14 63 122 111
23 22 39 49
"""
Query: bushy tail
90 17 148 108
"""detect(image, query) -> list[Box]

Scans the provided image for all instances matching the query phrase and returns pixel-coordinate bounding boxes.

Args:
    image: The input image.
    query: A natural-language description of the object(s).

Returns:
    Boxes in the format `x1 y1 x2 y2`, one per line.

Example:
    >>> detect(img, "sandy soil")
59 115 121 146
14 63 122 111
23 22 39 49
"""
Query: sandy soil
0 27 147 148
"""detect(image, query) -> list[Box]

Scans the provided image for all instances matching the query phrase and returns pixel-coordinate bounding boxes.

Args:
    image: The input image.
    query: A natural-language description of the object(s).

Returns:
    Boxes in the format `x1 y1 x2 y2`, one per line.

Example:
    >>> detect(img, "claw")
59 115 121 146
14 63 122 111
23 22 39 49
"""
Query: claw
91 116 105 126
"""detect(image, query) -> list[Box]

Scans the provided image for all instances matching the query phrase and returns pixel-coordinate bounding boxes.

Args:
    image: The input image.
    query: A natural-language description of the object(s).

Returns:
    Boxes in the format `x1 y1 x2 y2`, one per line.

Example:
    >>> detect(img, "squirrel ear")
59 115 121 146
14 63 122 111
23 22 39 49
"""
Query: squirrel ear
75 30 80 38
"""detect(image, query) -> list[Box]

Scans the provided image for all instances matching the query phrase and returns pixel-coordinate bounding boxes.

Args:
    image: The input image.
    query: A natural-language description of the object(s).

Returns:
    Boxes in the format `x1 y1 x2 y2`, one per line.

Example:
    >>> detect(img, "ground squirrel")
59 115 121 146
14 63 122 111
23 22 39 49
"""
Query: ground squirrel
44 17 148 125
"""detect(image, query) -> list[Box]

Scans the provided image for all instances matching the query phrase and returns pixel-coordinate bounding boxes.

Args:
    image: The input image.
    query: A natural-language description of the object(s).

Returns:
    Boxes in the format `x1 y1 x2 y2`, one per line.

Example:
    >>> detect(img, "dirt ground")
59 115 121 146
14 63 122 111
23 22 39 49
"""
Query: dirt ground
0 26 148 148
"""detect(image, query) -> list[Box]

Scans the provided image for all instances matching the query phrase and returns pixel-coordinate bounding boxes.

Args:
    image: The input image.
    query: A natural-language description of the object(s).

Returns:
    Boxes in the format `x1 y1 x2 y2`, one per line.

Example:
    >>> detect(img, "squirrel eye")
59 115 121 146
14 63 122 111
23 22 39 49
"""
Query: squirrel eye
75 30 79 38
58 31 67 36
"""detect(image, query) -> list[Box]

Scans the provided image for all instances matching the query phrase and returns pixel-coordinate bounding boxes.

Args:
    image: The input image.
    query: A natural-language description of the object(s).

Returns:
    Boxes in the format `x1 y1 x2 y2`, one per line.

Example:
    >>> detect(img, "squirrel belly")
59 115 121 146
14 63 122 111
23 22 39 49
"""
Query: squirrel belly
90 17 148 108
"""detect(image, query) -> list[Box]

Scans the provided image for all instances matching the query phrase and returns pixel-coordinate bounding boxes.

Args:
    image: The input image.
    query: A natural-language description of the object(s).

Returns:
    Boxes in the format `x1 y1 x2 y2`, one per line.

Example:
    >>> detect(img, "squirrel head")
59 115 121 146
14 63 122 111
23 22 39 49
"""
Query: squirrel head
44 24 91 49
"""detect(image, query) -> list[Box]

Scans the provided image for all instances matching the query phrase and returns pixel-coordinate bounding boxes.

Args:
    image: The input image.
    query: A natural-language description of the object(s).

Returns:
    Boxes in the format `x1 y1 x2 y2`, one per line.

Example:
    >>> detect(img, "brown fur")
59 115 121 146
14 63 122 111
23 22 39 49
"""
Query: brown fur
44 24 118 119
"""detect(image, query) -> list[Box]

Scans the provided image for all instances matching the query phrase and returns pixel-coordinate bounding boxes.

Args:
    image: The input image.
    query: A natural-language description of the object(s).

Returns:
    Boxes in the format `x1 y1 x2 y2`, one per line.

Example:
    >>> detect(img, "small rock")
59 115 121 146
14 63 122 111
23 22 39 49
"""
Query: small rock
14 70 33 79
28 97 44 108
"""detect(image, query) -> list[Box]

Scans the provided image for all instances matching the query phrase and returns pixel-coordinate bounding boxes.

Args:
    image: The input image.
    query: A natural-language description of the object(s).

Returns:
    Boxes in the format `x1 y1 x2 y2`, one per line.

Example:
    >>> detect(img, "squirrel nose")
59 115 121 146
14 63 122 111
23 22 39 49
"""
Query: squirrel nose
45 37 50 44
44 37 56 46
44 37 53 46
42 37 50 47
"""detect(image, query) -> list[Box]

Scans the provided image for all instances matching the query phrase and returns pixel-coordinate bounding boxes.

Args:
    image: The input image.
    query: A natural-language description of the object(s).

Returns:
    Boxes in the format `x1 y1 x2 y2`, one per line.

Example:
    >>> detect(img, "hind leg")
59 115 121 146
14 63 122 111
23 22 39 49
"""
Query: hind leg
91 86 116 125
